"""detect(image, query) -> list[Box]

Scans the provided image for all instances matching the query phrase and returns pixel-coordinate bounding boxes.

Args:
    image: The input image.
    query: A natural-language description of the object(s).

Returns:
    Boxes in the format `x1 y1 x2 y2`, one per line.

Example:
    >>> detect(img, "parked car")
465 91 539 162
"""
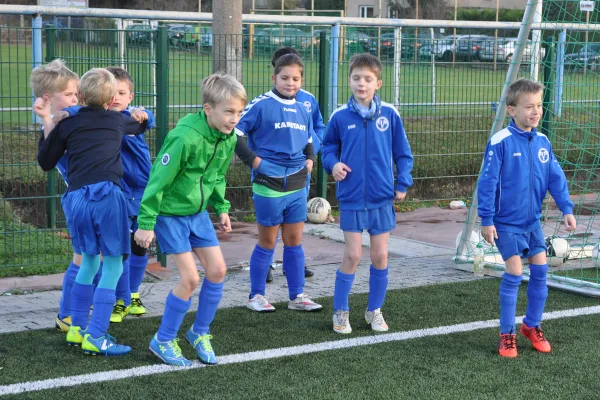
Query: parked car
479 38 546 63
168 24 212 50
370 32 440 59
126 24 154 45
564 43 600 70
312 29 370 54
419 34 469 60
455 35 492 61
253 27 312 51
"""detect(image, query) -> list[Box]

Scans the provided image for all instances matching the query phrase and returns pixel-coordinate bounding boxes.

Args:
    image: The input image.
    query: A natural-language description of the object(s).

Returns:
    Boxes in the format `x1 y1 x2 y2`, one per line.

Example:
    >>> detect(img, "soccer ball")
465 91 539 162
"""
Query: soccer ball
545 237 570 267
455 230 485 250
307 197 331 224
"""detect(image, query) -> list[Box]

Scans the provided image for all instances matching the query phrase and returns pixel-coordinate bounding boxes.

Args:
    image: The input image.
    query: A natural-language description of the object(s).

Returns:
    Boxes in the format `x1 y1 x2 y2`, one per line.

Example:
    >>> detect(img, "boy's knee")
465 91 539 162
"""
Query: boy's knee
206 263 227 283
283 232 302 247
344 250 362 266
370 249 388 268
182 274 200 292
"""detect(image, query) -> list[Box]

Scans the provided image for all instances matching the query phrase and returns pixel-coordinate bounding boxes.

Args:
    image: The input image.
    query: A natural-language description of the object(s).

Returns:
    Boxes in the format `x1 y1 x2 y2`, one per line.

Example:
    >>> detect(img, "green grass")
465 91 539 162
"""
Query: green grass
0 279 599 398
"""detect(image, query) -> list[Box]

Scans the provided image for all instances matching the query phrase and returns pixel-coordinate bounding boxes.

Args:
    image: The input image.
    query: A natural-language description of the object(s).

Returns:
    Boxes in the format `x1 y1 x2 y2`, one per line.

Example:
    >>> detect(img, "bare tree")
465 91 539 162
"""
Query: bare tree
389 0 451 20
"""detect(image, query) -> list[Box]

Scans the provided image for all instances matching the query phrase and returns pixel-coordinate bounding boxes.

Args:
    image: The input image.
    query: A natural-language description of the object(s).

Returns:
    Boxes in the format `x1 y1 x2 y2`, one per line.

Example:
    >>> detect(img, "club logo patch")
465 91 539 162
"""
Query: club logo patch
161 153 170 166
376 116 389 132
538 148 549 163
304 101 312 113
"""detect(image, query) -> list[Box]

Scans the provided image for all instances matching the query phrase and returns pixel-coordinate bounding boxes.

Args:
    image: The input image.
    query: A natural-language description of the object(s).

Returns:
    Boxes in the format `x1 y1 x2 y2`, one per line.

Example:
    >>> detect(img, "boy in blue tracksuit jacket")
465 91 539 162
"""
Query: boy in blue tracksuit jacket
61 67 155 323
477 79 576 358
322 54 413 335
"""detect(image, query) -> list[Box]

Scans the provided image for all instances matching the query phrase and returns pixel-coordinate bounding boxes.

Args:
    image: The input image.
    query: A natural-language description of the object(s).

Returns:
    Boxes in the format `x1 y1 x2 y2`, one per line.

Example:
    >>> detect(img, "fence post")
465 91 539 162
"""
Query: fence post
155 25 169 267
317 30 330 199
541 36 554 139
45 25 58 230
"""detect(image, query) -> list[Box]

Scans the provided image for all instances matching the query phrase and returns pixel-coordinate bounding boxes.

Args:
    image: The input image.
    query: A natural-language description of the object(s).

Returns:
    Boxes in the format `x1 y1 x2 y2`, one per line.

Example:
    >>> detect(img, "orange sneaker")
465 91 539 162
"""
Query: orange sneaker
520 323 551 353
499 333 518 358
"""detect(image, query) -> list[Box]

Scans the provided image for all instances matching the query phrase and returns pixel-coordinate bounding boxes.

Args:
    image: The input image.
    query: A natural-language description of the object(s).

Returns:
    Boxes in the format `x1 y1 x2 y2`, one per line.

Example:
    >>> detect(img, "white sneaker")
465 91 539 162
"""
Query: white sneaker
288 293 323 311
365 308 389 332
333 310 352 334
247 294 276 312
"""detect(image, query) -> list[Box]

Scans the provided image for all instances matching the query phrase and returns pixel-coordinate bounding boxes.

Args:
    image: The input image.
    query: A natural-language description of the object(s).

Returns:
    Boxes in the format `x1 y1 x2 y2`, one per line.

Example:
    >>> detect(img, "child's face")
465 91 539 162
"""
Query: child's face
205 97 246 135
110 80 134 112
348 67 382 107
508 91 543 132
272 65 302 98
48 79 78 114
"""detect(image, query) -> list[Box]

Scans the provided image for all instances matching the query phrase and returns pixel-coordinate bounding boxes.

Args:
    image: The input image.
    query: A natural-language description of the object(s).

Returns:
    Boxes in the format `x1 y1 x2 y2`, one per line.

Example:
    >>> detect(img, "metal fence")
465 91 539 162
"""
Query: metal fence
0 6 599 269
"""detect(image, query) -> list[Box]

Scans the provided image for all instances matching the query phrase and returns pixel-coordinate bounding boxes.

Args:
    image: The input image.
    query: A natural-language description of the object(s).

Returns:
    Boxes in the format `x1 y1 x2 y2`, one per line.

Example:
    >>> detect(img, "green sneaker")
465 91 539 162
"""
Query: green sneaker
129 293 146 316
149 334 192 367
66 325 84 346
82 333 131 356
186 328 217 365
110 299 130 323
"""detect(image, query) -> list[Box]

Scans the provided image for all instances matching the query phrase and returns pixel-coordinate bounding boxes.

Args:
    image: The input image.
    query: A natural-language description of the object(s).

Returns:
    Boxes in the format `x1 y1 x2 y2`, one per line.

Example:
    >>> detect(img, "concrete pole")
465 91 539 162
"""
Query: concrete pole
212 0 242 82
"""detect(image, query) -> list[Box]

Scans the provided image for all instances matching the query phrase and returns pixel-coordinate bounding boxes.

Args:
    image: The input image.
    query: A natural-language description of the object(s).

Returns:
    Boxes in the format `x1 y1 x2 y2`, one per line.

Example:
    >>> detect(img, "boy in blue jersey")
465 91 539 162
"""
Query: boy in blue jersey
36 68 148 356
322 53 413 334
58 67 154 324
477 79 577 358
265 47 327 282
235 54 323 313
29 59 80 333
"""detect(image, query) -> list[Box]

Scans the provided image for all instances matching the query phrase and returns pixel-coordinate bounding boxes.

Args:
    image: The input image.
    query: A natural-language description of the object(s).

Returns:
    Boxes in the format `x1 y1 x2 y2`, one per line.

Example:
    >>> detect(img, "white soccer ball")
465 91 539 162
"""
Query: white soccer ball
545 237 570 267
307 197 331 224
455 230 485 250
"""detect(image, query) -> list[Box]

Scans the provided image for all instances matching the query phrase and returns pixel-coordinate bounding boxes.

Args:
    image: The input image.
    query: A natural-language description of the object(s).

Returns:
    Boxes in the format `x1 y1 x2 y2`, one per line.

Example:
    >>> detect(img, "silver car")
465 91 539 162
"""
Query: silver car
422 35 470 61
479 38 546 63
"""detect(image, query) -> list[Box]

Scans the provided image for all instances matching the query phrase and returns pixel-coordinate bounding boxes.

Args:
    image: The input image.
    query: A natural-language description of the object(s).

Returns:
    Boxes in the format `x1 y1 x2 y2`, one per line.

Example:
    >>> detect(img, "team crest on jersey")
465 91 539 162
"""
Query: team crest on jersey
304 101 312 113
538 148 549 163
376 116 389 132
161 153 170 166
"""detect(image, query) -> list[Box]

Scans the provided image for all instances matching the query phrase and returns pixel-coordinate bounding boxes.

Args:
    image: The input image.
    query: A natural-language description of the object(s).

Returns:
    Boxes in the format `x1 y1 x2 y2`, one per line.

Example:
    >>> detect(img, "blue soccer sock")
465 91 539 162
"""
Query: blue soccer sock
499 272 523 334
87 288 116 338
76 253 101 285
70 282 94 329
192 279 224 335
97 255 123 290
283 245 305 300
250 244 275 298
115 258 131 306
523 263 549 328
333 269 355 311
129 254 148 294
269 233 280 266
367 265 389 312
59 262 80 319
157 291 192 342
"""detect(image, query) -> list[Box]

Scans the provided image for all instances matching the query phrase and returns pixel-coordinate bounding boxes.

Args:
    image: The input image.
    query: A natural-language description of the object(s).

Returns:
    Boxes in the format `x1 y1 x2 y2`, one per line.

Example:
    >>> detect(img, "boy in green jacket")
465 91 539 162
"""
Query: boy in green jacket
134 72 247 366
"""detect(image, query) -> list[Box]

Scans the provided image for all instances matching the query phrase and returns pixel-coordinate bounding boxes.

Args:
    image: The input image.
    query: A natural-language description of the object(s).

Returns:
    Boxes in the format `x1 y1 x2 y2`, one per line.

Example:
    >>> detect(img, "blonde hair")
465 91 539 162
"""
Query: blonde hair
202 72 247 106
79 68 117 107
30 59 79 98
506 79 544 106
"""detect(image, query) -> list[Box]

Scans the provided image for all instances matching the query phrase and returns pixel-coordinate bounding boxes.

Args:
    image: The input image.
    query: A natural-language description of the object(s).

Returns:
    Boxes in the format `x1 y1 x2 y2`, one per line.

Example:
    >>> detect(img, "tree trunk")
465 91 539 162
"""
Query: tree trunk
212 0 243 82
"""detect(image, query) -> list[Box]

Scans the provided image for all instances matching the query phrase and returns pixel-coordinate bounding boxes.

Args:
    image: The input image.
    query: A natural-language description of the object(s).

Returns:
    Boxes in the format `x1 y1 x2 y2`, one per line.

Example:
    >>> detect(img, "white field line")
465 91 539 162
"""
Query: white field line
2 305 600 396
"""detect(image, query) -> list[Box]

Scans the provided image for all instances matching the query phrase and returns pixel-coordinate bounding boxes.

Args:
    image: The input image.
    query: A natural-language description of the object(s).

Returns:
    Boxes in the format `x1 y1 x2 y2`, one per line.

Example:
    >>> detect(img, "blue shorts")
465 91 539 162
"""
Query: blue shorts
340 204 396 235
61 193 81 255
495 228 547 261
154 211 219 254
63 182 130 257
253 189 307 227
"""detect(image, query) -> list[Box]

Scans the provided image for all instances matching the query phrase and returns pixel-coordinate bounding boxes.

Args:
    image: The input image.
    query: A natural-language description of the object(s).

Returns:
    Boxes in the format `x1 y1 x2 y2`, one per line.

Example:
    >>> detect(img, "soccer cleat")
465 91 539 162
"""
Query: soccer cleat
186 328 217 365
82 333 131 356
247 294 276 312
333 310 352 334
55 314 72 333
520 323 551 353
149 334 192 367
66 325 84 346
365 308 389 332
283 266 314 278
499 332 518 358
288 293 323 312
129 293 146 316
110 299 130 323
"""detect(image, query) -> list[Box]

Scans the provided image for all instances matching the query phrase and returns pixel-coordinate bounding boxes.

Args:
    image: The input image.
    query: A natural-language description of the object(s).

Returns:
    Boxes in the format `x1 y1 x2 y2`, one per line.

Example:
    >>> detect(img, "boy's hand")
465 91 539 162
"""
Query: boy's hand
252 156 262 170
33 97 51 119
306 159 314 174
395 191 406 201
564 214 577 231
481 225 498 246
134 228 155 249
218 213 232 233
332 162 351 182
52 111 69 125
130 107 149 123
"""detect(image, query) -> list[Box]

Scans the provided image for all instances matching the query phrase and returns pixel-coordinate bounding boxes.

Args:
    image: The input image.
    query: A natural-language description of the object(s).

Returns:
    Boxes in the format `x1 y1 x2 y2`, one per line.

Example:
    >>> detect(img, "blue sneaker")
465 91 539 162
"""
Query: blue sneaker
82 333 131 356
149 334 192 367
186 328 217 365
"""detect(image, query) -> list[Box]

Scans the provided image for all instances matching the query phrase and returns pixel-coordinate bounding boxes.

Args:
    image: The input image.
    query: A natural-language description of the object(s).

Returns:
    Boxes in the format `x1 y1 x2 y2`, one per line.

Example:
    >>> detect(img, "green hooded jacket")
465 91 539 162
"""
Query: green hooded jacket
137 110 236 231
